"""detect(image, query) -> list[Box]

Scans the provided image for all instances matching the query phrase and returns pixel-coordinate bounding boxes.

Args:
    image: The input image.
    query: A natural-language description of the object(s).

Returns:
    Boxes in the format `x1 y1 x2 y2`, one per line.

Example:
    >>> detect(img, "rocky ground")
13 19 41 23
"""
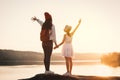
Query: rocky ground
19 73 120 80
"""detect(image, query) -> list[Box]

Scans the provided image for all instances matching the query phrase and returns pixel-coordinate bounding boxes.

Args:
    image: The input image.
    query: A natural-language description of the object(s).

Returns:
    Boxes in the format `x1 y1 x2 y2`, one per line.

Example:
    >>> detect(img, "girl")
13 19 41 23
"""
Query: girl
54 19 81 76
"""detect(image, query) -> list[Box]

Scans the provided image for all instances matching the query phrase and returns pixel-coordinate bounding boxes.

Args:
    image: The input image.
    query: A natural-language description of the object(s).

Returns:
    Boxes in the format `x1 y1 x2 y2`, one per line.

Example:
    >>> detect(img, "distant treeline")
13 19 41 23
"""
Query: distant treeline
101 52 120 67
0 49 101 65
0 49 42 61
0 49 43 65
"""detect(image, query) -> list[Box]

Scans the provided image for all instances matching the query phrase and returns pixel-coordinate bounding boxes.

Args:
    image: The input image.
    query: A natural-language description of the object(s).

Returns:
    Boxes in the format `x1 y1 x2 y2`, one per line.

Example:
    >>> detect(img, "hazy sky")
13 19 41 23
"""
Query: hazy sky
0 0 120 53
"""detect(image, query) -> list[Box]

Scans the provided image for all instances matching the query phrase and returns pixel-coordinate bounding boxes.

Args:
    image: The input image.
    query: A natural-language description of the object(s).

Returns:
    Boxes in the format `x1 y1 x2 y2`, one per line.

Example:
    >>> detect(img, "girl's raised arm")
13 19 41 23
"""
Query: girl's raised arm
71 19 81 36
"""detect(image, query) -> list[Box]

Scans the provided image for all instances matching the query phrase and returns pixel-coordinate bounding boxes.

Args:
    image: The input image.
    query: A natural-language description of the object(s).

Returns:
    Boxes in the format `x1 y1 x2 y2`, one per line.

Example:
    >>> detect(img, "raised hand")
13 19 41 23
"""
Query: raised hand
31 16 37 21
78 19 81 25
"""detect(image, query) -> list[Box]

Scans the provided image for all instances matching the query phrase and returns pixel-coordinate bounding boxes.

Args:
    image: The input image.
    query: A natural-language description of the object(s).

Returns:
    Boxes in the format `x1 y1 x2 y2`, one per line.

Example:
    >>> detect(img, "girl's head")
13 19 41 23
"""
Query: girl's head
64 25 72 33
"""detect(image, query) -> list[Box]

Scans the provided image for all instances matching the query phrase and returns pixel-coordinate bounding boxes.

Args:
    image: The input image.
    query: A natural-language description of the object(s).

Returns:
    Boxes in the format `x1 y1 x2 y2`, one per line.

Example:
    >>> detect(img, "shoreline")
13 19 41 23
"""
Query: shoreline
0 60 100 65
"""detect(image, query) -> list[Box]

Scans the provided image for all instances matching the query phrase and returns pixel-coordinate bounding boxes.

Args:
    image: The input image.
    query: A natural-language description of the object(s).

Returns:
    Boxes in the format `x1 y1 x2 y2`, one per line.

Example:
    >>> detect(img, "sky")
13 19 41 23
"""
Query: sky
0 0 120 54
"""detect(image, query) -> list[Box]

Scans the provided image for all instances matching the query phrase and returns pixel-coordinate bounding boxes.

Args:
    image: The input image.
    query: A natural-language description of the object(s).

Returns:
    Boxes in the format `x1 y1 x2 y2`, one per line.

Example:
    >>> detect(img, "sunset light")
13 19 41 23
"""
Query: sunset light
0 0 120 53
0 0 120 80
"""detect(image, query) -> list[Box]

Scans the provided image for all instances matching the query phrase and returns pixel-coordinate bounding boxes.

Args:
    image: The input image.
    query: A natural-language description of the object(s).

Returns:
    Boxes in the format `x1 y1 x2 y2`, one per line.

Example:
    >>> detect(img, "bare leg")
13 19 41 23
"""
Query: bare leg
65 57 69 72
69 57 73 74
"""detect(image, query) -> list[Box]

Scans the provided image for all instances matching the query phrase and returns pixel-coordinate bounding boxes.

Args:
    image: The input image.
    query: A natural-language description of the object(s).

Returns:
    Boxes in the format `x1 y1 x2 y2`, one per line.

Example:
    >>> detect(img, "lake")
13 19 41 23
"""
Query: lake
0 61 120 80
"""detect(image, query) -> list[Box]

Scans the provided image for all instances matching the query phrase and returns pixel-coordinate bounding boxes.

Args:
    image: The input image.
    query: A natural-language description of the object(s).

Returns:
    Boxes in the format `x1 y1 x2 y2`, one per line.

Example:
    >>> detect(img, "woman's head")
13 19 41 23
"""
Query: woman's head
44 12 52 21
42 12 52 29
64 25 72 33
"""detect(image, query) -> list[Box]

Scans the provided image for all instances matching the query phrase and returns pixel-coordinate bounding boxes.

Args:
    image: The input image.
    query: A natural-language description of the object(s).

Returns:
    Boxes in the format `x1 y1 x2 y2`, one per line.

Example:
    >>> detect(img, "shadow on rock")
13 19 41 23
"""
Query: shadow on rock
19 73 120 80
19 74 80 80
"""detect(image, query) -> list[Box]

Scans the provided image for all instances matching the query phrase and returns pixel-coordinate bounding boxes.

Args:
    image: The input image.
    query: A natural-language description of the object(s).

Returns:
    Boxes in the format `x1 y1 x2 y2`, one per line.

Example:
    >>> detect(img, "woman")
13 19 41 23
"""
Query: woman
31 12 57 74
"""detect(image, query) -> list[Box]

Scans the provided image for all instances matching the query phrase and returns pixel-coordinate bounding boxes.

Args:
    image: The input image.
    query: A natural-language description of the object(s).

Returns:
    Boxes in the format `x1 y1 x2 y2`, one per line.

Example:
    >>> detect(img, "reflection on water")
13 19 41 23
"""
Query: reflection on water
0 64 120 80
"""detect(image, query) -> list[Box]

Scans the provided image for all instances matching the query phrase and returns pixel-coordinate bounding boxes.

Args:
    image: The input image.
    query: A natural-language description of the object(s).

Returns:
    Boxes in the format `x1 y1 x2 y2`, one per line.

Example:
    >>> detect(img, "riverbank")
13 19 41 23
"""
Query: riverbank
19 74 120 80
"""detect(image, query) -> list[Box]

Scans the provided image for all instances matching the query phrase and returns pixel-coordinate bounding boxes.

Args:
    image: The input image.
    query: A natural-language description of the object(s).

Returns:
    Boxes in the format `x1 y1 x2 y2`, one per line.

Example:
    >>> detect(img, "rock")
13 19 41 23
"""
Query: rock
19 73 120 80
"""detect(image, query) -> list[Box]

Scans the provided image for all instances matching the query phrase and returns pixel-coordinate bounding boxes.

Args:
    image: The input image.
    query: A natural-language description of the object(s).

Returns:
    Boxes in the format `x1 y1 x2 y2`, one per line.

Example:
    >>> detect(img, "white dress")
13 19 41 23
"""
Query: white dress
62 34 73 57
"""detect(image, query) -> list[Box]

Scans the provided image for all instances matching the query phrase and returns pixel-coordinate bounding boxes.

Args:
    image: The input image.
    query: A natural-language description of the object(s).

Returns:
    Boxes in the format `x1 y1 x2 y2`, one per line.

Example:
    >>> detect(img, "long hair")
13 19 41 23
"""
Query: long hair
42 12 52 30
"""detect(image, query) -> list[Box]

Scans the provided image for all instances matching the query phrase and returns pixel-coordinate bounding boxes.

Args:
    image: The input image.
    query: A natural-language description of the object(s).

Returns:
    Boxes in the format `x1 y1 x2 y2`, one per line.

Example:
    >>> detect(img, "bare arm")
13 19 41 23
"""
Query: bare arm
71 19 81 36
54 34 66 49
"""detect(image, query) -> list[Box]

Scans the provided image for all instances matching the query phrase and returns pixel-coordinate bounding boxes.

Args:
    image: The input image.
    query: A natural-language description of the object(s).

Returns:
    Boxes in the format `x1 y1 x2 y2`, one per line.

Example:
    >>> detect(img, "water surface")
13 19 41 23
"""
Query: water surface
0 64 120 80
